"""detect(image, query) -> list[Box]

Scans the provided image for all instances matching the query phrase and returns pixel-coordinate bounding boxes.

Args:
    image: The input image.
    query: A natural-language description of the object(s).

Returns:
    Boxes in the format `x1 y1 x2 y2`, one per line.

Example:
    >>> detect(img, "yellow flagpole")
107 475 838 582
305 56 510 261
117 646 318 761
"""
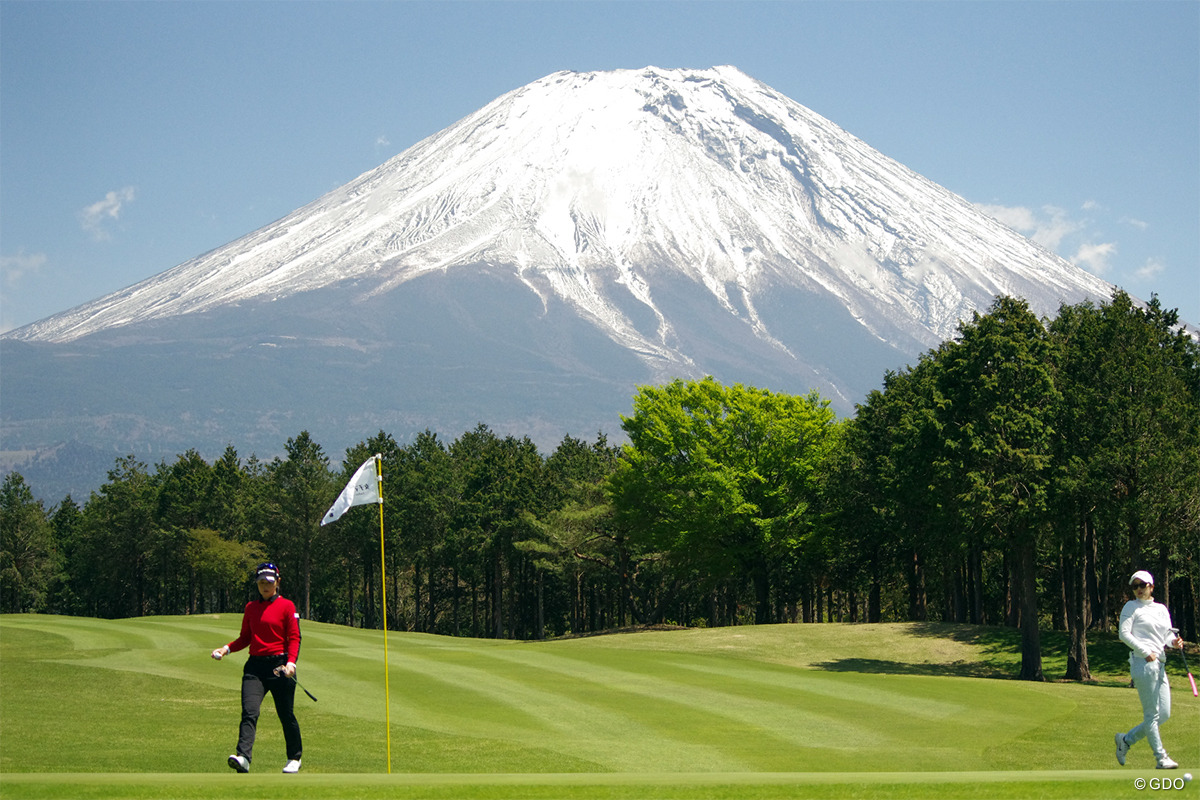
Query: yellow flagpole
375 454 391 774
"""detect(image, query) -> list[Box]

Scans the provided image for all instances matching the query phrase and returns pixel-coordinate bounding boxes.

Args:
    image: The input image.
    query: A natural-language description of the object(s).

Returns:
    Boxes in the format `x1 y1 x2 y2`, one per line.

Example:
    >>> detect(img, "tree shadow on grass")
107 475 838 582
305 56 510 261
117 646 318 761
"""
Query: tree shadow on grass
812 622 1141 684
811 656 1010 679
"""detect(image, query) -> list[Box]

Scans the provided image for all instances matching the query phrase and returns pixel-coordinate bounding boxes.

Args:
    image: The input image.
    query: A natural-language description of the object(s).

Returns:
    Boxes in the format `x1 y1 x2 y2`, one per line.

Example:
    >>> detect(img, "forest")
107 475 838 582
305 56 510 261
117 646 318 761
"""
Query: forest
2 291 1197 681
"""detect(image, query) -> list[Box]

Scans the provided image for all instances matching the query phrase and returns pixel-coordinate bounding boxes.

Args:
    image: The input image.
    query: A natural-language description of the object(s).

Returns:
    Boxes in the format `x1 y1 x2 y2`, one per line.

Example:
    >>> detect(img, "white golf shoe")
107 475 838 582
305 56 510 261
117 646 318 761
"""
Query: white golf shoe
1158 756 1179 769
1114 733 1129 765
283 759 302 773
227 754 250 773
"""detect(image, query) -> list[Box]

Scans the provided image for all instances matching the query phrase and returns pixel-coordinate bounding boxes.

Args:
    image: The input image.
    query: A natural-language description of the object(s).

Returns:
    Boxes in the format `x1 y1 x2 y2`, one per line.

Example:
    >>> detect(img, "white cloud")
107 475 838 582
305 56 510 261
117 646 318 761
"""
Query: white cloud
376 135 391 148
1135 258 1165 280
977 203 1036 231
1071 242 1117 275
975 203 1081 251
1 250 49 289
977 198 1172 291
79 186 136 239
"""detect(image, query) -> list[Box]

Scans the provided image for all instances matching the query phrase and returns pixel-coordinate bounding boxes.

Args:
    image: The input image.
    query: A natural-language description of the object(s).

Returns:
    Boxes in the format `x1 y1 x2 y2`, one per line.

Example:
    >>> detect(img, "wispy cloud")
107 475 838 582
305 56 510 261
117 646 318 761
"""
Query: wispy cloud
975 203 1081 251
1 250 49 289
1135 258 1165 280
1071 242 1117 275
376 135 391 148
975 200 1160 285
79 186 136 240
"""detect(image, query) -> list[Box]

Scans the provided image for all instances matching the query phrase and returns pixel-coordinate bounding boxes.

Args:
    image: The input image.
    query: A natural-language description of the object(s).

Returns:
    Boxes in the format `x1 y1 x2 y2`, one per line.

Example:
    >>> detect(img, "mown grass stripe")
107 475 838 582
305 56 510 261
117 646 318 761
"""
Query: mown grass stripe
2 613 1196 782
386 647 763 771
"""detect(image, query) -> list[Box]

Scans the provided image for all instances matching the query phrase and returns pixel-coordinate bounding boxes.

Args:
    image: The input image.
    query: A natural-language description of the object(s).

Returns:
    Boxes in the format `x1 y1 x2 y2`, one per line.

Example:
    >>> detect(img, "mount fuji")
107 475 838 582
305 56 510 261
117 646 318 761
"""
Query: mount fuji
2 66 1117 499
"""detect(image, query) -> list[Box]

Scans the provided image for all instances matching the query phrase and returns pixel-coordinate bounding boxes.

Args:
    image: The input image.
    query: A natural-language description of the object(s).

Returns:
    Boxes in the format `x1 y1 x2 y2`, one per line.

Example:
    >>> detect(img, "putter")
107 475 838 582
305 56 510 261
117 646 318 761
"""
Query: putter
275 666 318 702
1170 628 1198 697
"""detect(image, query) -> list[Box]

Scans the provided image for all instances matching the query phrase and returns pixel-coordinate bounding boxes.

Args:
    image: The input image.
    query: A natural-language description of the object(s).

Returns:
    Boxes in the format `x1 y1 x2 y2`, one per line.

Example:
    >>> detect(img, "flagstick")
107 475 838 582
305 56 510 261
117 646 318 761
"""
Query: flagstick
375 454 391 774
320 454 391 772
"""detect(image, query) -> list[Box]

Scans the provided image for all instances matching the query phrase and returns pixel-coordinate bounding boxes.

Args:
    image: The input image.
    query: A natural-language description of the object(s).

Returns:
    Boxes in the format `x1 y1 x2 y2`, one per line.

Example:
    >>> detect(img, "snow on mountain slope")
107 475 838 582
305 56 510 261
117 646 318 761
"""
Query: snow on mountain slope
6 66 1114 358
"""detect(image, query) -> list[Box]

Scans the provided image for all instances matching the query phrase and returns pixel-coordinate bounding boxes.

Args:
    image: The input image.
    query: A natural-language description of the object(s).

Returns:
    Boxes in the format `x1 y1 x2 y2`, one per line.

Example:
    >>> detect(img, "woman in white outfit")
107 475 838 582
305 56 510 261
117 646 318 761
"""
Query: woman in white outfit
1115 570 1183 770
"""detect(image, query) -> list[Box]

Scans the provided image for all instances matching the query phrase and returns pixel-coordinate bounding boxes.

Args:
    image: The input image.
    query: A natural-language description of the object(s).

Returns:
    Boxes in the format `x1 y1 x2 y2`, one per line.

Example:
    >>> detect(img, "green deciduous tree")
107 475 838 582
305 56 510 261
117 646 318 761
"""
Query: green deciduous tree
609 377 838 624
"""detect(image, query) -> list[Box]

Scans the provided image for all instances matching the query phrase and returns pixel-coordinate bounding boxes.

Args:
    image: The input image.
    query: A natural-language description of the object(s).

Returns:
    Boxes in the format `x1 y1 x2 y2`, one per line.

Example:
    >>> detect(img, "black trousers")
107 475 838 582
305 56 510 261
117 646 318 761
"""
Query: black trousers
236 655 302 762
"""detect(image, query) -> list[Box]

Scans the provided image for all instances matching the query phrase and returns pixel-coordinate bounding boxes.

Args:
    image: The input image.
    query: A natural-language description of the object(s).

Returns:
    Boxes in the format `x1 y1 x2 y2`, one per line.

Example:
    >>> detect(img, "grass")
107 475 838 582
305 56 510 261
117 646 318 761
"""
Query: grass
0 771 1167 800
0 614 1196 799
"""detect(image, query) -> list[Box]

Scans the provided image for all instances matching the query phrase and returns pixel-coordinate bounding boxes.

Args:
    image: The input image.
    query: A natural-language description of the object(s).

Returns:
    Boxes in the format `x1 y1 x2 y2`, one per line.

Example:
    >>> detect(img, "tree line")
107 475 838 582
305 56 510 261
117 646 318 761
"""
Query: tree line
2 291 1197 680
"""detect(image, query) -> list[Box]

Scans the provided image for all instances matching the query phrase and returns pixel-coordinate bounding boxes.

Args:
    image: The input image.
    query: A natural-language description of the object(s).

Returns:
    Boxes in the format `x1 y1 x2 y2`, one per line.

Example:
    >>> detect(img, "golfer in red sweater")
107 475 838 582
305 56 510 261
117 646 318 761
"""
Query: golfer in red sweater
211 562 303 774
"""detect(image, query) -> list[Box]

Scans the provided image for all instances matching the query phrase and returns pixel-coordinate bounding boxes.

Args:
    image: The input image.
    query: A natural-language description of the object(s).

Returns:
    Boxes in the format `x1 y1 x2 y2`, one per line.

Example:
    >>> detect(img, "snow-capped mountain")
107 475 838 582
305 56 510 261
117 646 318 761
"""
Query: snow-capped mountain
2 66 1119 499
8 66 1110 351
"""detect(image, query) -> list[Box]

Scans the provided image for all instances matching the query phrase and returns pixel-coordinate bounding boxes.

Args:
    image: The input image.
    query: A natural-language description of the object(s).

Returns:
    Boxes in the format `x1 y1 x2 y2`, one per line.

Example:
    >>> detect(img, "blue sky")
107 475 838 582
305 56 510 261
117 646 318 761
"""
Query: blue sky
2 1 1196 333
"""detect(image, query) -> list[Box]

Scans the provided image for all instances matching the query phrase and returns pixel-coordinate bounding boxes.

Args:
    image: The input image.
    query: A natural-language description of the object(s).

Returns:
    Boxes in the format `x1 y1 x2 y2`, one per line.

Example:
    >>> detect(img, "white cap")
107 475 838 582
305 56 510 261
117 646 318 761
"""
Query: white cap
1130 570 1154 586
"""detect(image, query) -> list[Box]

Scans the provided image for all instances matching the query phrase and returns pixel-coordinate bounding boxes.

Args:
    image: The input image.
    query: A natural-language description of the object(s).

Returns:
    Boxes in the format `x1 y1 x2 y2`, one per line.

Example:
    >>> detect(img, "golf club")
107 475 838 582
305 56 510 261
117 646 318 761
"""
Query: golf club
275 666 318 702
1170 628 1198 697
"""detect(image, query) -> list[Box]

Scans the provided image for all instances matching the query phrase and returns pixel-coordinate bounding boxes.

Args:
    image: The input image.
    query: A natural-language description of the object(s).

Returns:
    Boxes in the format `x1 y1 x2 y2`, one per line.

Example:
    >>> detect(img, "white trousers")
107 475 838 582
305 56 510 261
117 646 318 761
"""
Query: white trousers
1125 656 1172 761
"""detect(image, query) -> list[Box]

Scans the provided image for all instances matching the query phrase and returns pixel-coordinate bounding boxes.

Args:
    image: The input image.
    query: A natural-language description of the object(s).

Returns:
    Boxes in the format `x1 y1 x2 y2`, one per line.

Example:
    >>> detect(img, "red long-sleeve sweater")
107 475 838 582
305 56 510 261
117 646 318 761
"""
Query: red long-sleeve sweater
227 595 301 662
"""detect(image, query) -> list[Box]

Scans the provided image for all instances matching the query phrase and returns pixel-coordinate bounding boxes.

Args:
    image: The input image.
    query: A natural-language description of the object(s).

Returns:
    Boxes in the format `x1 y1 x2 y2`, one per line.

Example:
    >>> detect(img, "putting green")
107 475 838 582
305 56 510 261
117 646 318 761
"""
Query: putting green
1 614 1195 798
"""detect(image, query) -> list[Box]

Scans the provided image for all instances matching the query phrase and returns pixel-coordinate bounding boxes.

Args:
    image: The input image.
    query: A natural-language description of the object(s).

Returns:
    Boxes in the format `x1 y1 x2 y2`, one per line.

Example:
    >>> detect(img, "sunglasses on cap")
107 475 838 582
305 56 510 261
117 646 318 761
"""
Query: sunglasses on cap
255 562 280 580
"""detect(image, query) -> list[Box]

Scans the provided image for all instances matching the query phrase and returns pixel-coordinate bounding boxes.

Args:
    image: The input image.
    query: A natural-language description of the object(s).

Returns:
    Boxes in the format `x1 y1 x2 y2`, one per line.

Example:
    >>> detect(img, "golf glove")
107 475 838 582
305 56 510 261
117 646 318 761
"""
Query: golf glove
211 646 229 660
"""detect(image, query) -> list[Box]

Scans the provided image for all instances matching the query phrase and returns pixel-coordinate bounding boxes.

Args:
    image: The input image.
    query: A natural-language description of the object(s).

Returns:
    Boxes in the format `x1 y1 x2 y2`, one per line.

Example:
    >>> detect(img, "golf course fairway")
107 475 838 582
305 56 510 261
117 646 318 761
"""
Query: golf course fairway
1 613 1195 799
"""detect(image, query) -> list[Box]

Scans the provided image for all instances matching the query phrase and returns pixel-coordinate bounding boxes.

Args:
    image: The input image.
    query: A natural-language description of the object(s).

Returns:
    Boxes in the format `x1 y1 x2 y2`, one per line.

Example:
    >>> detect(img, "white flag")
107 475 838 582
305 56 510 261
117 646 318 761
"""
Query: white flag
321 455 381 525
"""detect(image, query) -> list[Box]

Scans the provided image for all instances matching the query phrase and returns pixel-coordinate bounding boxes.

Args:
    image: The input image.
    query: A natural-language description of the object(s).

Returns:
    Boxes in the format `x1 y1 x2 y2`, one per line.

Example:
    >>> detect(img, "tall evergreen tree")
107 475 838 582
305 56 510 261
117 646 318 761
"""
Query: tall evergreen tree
1051 292 1200 648
934 297 1059 681
264 431 333 619
77 456 159 617
843 355 948 622
392 430 454 632
46 495 83 614
451 425 544 638
520 434 621 636
0 473 55 612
